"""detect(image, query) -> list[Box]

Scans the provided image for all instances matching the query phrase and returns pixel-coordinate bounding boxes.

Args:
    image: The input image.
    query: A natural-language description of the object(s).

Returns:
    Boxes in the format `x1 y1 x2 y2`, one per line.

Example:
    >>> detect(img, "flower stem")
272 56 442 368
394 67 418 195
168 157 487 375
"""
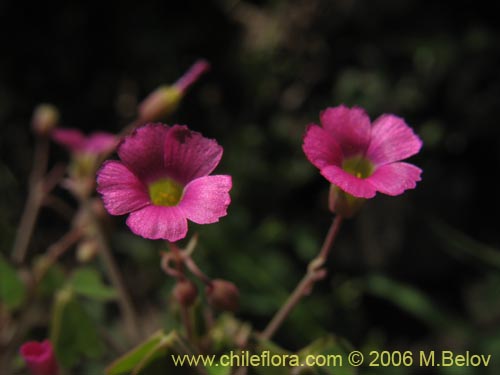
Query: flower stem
83 201 141 341
261 215 343 340
11 136 50 264
35 227 83 282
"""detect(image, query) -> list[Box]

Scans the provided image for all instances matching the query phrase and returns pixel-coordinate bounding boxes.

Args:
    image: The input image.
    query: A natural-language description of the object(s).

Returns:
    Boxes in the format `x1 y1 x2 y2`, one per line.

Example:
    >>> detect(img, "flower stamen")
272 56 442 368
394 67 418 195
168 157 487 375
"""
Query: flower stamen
342 155 374 179
148 178 183 206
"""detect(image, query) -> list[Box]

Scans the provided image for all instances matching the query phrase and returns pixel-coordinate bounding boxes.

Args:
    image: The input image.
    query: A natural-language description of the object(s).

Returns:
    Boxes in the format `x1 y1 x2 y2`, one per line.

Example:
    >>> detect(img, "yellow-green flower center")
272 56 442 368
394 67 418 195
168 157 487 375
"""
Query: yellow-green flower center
148 178 183 206
342 155 374 179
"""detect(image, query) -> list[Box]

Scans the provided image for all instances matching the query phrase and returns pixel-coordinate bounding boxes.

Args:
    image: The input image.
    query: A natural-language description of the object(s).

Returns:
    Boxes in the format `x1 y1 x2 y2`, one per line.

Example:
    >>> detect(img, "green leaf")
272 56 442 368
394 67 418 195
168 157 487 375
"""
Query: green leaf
36 258 65 297
106 330 193 375
297 335 355 375
69 267 117 301
250 337 292 375
364 274 457 330
50 289 103 368
206 365 232 375
0 254 26 310
432 219 500 270
106 330 165 375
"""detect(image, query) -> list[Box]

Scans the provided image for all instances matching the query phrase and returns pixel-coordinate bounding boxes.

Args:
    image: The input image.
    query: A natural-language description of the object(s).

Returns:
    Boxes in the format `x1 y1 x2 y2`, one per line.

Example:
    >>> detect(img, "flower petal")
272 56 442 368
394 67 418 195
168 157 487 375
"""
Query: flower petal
96 161 150 215
163 125 223 184
118 123 170 183
366 162 422 196
366 114 422 166
321 165 377 198
302 124 343 169
320 105 371 157
84 132 117 154
179 175 232 224
52 128 85 152
126 205 188 241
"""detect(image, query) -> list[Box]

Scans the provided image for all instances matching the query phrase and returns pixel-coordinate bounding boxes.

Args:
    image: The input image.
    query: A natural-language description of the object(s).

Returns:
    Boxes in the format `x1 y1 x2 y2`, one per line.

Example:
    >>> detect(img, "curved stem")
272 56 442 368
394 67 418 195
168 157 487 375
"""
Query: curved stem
83 201 140 341
261 215 343 340
11 136 50 264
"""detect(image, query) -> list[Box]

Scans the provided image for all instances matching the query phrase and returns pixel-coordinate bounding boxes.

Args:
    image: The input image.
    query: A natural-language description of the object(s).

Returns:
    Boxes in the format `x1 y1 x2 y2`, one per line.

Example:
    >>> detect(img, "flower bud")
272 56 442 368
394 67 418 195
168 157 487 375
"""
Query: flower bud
76 239 99 263
206 279 240 312
20 340 59 375
32 104 59 136
138 60 210 122
138 85 182 122
174 59 210 93
173 279 198 307
328 184 365 218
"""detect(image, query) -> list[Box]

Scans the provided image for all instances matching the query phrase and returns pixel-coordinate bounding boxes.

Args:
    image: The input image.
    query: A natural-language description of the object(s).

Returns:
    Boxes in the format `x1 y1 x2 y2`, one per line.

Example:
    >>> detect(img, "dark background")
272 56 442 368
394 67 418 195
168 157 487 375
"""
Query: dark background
1 0 500 374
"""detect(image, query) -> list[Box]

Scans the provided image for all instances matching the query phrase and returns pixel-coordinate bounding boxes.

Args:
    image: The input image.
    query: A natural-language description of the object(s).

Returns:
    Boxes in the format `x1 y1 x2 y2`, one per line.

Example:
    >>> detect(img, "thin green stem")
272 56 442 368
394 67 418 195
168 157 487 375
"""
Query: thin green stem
83 201 140 341
11 136 50 264
261 215 343 340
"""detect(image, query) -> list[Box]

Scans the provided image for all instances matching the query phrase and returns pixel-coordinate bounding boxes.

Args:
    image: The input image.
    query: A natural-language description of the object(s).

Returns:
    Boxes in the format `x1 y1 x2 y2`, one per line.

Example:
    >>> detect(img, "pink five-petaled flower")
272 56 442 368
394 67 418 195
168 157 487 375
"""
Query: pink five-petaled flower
303 105 422 199
20 340 59 375
96 123 232 242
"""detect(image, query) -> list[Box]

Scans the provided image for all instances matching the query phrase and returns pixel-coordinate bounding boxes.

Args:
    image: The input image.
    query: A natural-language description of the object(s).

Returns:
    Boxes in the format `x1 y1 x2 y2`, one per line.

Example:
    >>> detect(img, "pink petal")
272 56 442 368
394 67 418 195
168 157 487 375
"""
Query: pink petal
52 128 85 152
320 105 371 157
321 165 377 198
126 205 188 241
84 132 117 154
117 123 170 184
163 125 223 184
179 175 232 224
302 124 343 169
96 161 150 215
366 114 422 166
366 162 422 196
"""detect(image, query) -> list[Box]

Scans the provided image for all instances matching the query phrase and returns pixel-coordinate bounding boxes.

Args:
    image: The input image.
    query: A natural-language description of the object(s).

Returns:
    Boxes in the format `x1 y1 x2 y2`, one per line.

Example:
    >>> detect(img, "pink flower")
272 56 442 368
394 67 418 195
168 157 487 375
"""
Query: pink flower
20 340 59 375
96 124 232 241
303 105 422 198
52 128 117 155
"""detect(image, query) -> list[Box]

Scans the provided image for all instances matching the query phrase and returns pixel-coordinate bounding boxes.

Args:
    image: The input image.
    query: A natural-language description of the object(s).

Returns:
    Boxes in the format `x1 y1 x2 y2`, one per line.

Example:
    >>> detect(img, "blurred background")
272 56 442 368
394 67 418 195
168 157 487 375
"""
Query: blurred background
1 0 499 374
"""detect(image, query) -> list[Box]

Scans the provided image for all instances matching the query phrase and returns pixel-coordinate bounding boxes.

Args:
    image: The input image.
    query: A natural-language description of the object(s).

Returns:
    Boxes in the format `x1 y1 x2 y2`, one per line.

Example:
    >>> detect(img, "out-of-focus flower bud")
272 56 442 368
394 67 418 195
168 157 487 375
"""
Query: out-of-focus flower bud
173 279 198 307
138 59 210 122
76 239 99 263
206 279 239 312
20 340 59 375
32 104 59 136
328 184 365 218
138 86 182 122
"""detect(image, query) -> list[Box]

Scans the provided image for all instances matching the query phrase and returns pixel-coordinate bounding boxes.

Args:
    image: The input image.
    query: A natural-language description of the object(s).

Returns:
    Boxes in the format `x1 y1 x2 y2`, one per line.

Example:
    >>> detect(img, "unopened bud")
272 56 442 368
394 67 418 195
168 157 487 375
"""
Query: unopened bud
138 86 182 122
328 184 365 218
173 279 198 307
76 239 99 263
206 279 239 312
174 59 210 93
32 104 59 136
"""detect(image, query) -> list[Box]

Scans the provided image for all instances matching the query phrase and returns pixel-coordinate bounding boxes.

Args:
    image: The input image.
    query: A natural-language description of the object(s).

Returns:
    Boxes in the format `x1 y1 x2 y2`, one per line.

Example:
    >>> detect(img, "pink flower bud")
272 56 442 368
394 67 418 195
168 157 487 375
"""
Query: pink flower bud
173 279 198 307
174 59 210 93
206 279 240 312
138 60 210 122
32 104 59 136
328 184 365 218
138 85 182 122
20 340 59 375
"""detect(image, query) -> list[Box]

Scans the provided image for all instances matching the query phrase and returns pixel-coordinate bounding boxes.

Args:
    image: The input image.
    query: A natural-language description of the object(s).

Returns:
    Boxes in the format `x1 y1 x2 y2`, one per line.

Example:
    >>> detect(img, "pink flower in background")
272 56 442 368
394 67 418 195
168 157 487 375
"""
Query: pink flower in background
20 340 59 375
303 105 422 198
97 124 232 241
52 128 117 155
